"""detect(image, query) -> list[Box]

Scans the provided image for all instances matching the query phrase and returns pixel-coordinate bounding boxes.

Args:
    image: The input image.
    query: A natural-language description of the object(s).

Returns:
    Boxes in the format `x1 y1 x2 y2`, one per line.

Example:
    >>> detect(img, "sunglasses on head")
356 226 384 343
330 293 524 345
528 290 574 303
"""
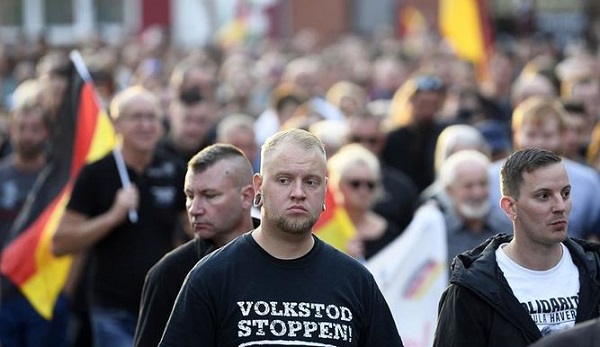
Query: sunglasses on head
350 135 378 146
415 76 444 92
346 179 377 190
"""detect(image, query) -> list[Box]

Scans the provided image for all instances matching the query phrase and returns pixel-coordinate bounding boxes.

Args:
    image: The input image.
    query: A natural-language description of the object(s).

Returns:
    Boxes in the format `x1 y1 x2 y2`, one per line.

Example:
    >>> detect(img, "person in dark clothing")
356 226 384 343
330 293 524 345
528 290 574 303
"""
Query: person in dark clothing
155 88 218 165
0 82 68 347
433 148 600 347
529 317 600 347
133 144 258 347
381 74 451 192
159 129 403 346
52 86 187 347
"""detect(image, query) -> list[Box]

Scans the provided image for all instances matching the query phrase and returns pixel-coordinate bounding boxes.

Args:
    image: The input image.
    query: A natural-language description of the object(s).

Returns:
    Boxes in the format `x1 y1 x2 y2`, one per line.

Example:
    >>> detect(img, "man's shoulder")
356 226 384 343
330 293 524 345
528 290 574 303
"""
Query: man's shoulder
148 239 205 277
187 234 250 275
81 152 116 172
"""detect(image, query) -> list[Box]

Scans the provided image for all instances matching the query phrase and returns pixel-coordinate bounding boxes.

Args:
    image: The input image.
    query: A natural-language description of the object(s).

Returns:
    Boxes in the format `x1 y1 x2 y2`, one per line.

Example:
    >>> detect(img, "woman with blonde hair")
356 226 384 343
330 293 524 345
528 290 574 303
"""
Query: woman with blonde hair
327 143 401 260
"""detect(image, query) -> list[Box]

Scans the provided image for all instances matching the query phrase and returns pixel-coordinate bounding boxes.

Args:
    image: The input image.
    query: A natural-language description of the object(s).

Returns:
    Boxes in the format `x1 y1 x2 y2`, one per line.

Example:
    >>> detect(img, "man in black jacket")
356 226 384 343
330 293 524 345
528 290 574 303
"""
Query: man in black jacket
433 148 600 347
530 317 600 347
133 144 257 347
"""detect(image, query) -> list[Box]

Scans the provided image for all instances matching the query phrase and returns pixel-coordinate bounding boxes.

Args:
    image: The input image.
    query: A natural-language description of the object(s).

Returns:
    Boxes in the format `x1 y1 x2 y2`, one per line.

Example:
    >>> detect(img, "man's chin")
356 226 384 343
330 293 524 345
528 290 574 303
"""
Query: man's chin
195 230 216 239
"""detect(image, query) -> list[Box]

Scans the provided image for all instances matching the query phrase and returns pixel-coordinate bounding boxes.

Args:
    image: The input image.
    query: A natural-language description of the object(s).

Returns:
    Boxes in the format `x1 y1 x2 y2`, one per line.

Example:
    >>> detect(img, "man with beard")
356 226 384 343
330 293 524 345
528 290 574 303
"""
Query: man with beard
434 148 600 347
438 149 509 268
0 85 67 346
159 129 403 347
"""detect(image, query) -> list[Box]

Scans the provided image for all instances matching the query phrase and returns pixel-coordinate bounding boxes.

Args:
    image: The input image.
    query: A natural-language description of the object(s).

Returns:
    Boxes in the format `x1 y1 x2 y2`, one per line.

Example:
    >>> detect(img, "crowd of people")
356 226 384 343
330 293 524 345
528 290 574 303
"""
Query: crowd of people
1 20 600 346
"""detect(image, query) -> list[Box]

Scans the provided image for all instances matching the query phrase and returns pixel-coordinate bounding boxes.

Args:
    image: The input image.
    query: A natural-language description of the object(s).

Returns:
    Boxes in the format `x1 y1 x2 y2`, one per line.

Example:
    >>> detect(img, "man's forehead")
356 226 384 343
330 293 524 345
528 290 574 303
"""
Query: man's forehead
521 164 569 187
264 146 325 172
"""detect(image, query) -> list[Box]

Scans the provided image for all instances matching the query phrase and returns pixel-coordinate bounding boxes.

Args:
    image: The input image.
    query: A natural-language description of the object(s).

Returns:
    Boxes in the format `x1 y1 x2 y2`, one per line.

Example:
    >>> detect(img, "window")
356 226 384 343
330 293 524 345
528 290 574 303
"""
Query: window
96 0 123 23
44 0 73 25
0 0 23 26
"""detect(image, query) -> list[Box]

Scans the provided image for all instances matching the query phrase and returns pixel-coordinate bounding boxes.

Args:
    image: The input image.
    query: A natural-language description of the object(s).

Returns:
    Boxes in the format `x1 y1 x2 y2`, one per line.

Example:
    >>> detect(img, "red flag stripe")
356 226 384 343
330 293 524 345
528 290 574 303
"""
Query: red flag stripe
72 82 100 175
0 187 69 284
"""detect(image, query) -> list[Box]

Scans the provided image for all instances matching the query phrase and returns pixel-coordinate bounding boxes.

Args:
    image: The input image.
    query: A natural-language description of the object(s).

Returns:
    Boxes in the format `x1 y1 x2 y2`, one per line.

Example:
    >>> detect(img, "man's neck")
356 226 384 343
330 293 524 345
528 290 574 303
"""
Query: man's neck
213 217 255 248
12 154 46 172
120 145 153 173
251 224 315 260
502 237 564 271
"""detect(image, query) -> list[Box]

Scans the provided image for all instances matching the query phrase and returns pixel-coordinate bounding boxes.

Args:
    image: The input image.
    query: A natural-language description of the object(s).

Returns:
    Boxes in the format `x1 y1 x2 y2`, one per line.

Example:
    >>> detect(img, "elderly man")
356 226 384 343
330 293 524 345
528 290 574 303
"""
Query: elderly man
438 149 509 266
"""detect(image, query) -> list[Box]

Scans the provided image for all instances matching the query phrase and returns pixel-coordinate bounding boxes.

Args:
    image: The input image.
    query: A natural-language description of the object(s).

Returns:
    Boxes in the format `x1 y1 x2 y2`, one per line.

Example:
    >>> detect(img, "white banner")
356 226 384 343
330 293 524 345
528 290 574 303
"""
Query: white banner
366 203 448 347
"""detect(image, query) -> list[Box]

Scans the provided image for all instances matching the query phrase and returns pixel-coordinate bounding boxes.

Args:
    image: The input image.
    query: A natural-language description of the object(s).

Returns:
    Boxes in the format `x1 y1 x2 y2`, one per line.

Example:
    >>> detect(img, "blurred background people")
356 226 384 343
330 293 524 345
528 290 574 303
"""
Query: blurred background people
216 113 260 173
345 112 418 231
438 150 510 267
327 143 401 260
156 88 218 165
382 74 452 192
0 80 66 347
421 123 492 211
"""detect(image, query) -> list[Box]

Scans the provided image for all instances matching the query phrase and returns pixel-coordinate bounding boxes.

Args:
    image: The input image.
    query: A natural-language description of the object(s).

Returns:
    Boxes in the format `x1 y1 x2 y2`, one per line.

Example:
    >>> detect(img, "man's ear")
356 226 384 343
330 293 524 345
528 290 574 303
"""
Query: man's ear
240 184 254 209
500 196 517 222
252 173 263 193
444 184 455 199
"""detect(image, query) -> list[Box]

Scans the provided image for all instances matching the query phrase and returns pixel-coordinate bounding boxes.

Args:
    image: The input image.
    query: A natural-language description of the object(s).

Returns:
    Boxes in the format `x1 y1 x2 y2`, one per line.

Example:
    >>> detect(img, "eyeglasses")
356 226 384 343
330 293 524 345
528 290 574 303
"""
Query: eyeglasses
350 135 378 146
345 179 377 191
121 112 160 123
415 76 444 92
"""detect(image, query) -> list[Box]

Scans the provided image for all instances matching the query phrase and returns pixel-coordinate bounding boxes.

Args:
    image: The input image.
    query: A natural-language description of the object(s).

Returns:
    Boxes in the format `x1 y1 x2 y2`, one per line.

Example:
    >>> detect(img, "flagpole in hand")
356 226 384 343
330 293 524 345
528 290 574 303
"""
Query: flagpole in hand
70 50 138 224
112 148 138 223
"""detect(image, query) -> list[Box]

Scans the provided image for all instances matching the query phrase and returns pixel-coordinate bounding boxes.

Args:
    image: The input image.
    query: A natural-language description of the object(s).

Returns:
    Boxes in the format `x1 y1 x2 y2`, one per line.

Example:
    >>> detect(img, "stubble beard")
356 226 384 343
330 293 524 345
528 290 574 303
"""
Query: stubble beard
266 210 318 235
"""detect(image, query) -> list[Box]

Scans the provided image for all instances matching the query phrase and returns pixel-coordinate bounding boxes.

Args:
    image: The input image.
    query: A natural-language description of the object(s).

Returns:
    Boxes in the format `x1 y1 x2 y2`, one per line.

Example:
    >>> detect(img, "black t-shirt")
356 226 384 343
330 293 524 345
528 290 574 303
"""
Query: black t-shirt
160 232 404 347
67 152 185 313
134 218 260 347
381 122 448 193
134 238 214 347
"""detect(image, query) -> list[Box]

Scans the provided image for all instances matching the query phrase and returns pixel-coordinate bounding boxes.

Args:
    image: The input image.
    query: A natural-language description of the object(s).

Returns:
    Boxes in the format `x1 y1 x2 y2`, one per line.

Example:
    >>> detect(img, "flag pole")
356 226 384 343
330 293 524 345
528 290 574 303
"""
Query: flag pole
69 50 138 223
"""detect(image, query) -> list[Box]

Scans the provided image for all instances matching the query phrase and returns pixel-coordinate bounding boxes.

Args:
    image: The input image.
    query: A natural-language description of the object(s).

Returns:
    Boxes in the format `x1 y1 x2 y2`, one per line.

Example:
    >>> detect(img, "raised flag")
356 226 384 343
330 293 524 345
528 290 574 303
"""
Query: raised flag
0 51 116 319
366 203 448 347
439 0 494 80
313 185 355 253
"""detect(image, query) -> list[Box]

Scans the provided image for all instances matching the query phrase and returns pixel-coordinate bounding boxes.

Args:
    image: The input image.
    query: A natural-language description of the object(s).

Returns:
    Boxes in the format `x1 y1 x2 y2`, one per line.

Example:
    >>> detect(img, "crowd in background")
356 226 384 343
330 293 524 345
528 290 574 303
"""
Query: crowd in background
2 20 600 346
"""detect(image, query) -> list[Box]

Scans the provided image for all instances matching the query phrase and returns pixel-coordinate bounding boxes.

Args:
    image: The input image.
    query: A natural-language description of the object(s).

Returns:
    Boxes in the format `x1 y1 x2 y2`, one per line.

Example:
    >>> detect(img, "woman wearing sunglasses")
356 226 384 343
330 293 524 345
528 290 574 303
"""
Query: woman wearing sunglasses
327 144 401 260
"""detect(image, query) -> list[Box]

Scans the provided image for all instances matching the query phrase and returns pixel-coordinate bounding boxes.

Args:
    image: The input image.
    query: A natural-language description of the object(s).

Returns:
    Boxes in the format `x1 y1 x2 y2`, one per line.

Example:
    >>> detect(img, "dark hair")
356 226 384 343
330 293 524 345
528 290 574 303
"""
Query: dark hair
500 148 562 198
179 87 204 105
188 144 248 173
561 99 586 115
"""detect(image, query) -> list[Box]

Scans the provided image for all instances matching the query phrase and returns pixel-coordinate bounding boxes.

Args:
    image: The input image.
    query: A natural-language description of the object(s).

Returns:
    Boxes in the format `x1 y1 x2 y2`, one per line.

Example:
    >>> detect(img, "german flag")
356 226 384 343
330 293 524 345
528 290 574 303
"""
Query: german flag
0 51 116 319
439 0 495 81
313 185 355 253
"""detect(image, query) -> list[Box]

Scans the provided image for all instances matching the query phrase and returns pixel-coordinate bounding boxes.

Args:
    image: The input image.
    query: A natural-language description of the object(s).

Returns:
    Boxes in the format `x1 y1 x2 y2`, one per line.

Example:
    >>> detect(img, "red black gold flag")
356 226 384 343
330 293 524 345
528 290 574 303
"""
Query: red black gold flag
0 52 115 319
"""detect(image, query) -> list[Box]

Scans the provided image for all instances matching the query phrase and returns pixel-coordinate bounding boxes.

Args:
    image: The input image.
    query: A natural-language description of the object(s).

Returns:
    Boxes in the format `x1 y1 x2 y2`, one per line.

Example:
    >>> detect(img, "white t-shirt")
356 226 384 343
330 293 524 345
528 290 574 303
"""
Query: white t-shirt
496 243 580 336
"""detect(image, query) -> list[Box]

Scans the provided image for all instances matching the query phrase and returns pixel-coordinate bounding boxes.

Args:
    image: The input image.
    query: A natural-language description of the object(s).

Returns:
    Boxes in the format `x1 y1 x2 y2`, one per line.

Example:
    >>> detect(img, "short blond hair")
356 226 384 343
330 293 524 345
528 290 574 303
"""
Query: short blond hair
260 128 325 173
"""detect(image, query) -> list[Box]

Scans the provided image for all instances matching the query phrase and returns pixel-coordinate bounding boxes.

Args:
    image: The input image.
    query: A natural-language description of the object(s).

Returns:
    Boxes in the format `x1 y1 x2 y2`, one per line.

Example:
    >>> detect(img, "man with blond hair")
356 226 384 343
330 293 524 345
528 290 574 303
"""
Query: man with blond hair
160 129 403 346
